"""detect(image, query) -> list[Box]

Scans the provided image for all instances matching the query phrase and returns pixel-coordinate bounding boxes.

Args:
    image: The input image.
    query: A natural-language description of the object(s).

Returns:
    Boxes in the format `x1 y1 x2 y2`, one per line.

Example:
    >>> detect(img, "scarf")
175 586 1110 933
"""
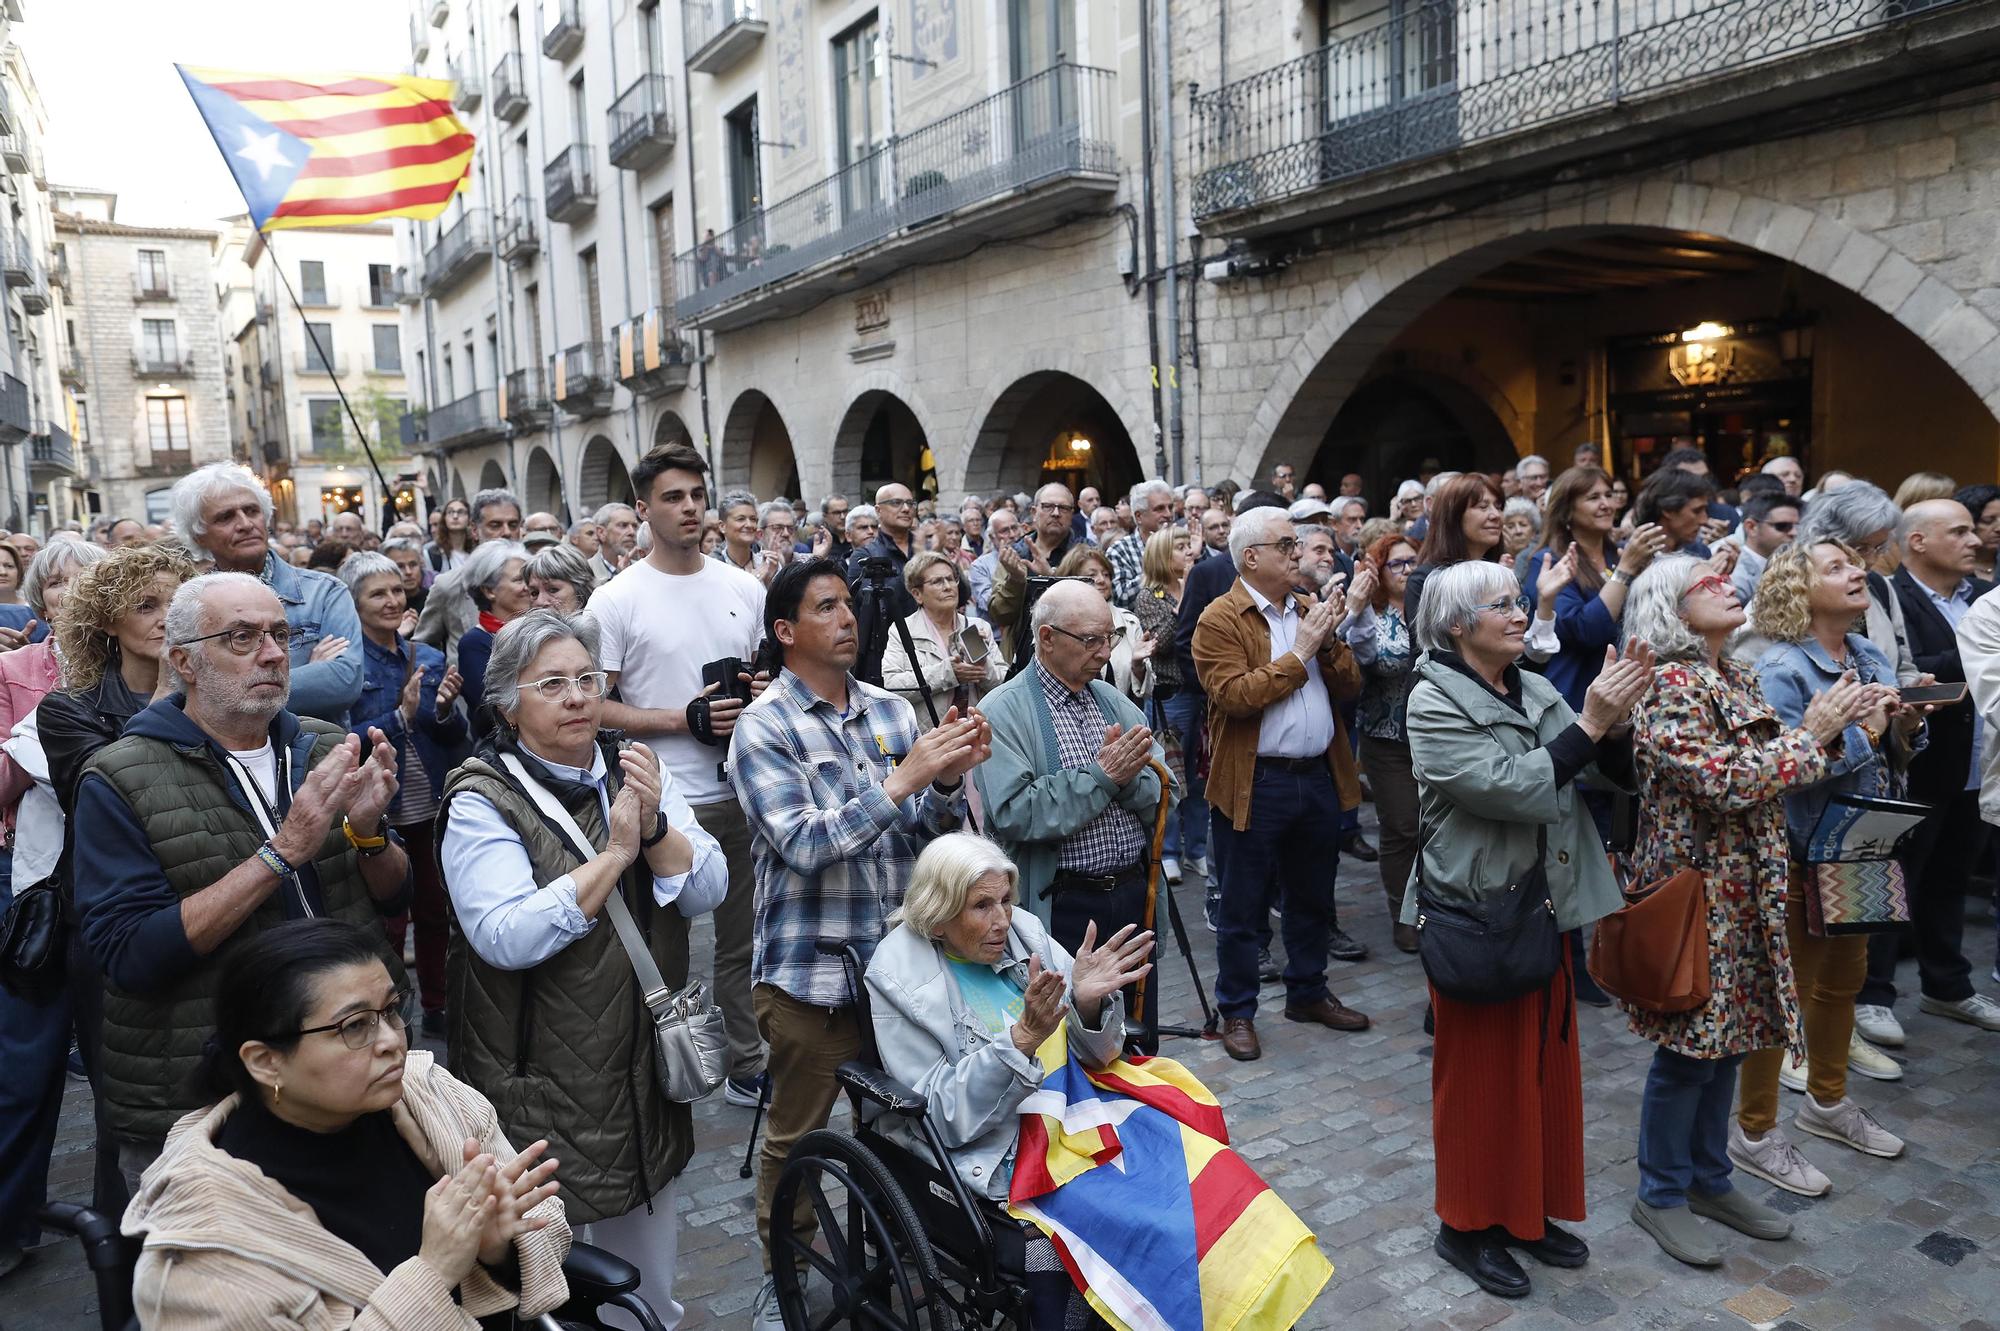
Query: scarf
477 610 505 634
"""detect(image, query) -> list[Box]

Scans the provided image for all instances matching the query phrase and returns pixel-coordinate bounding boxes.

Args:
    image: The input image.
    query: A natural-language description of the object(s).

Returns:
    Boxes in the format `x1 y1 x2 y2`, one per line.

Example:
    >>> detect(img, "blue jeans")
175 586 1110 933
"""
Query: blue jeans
1158 692 1209 864
1212 766 1340 1019
0 853 70 1249
1637 1046 1744 1208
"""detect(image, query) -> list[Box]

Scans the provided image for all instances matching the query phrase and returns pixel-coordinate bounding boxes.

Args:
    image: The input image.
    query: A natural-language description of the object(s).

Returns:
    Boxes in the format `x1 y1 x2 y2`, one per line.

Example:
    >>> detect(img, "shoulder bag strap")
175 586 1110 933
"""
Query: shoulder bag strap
497 753 672 1007
893 611 940 728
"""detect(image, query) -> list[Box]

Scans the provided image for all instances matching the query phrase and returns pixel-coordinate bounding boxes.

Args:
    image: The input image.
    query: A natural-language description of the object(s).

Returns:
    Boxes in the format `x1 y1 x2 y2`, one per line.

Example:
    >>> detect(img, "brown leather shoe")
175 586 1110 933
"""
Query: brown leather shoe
1283 997 1372 1032
1221 1017 1261 1061
1393 923 1420 954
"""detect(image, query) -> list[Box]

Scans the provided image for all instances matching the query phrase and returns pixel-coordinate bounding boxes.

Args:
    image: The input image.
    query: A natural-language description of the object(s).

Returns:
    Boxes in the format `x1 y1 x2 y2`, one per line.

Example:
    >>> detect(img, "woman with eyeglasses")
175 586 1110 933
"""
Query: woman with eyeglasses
1618 556 1865 1267
1404 560 1652 1299
438 611 725 1319
881 551 1001 732
425 499 476 574
124 918 574 1329
1054 546 1153 705
1338 533 1423 952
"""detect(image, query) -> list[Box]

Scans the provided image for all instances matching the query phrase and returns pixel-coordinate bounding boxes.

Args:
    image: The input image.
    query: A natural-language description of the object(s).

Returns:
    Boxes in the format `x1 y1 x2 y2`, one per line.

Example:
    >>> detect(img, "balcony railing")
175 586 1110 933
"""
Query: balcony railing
29 421 75 476
296 350 349 377
133 349 195 376
19 265 46 314
553 341 615 417
674 62 1116 324
394 264 424 304
493 52 529 122
1191 0 1978 220
423 208 492 294
498 197 540 262
425 389 506 449
609 74 677 171
0 134 25 174
542 0 584 60
684 0 766 74
613 307 691 397
58 342 81 385
133 270 174 300
503 365 551 427
450 59 482 112
0 374 29 443
544 144 597 223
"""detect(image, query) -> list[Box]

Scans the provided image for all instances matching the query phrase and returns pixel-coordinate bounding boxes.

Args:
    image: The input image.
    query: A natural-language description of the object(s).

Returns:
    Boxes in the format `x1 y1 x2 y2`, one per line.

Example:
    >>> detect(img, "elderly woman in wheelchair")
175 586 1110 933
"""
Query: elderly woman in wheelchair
864 833 1155 1327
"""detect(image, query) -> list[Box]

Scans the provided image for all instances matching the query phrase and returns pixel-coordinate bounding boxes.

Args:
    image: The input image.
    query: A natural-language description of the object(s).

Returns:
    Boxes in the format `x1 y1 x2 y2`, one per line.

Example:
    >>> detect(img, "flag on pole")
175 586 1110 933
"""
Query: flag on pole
176 66 474 231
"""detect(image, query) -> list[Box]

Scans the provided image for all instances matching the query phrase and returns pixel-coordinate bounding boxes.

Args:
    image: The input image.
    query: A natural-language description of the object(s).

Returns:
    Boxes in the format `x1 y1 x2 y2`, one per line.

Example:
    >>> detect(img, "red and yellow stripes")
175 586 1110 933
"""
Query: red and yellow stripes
184 68 474 230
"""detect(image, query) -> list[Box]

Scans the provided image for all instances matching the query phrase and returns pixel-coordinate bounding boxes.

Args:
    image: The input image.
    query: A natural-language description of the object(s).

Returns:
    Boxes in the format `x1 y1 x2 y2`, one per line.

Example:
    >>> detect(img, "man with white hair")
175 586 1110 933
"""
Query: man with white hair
169 462 363 724
966 506 1020 624
327 510 366 547
72 572 410 1188
1192 507 1370 1061
589 502 639 581
567 515 604 557
975 579 1166 1049
1515 455 1552 502
1762 455 1805 498
1108 479 1176 608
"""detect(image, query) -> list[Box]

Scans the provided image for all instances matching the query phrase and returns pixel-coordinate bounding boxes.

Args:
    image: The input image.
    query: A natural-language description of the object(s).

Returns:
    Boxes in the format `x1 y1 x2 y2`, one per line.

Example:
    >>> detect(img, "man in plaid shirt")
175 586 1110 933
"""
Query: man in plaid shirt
730 557 990 1328
1106 478 1178 609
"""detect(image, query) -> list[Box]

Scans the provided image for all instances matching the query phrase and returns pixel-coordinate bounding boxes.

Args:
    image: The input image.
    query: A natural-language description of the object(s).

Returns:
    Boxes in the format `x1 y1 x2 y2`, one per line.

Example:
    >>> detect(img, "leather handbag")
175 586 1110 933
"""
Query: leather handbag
1589 861 1710 1014
1415 823 1562 1004
0 880 64 1001
500 754 728 1103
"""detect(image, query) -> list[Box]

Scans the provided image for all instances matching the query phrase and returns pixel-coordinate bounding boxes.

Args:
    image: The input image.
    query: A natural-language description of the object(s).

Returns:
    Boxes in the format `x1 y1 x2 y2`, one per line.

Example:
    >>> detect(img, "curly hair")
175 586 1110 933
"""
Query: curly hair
1750 539 1854 645
57 544 197 692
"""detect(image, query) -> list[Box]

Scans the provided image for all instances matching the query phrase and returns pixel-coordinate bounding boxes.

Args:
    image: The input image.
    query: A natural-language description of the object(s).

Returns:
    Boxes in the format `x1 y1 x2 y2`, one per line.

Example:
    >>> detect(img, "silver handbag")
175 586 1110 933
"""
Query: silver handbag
500 755 728 1103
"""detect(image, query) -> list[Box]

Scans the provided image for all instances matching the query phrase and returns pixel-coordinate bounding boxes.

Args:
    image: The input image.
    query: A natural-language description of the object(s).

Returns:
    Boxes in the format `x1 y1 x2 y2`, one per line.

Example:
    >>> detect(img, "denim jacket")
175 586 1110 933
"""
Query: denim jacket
262 551 364 725
353 634 470 818
1755 634 1925 855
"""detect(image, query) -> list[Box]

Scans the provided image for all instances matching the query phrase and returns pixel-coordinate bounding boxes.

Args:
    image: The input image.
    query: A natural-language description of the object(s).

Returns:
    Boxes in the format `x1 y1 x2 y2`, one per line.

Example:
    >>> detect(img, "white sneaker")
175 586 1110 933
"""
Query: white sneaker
1853 1003 1905 1047
1795 1094 1905 1159
1777 1048 1807 1093
1846 1030 1903 1081
1919 992 2000 1031
1187 855 1209 878
1162 857 1182 885
751 1276 786 1331
1727 1121 1831 1197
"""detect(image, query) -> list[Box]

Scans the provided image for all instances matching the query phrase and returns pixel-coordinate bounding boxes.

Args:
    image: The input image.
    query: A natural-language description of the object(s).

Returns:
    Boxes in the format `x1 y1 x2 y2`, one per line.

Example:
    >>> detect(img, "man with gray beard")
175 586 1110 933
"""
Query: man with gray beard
73 572 411 1189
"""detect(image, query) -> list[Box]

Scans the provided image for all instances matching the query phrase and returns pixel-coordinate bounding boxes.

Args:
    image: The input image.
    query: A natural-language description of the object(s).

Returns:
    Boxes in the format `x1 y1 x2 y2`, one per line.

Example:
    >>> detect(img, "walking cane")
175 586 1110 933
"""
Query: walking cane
1135 757 1220 1041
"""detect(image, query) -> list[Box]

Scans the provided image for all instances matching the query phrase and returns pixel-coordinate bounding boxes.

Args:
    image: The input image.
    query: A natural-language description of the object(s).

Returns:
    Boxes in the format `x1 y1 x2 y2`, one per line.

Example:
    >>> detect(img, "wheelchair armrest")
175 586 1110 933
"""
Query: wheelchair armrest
38 1203 131 1272
836 1060 928 1116
561 1241 641 1299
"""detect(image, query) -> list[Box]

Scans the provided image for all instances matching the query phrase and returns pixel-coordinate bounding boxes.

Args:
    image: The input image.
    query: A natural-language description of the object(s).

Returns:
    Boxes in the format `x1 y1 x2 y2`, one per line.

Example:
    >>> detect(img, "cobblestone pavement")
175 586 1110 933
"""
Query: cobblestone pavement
9 837 2000 1330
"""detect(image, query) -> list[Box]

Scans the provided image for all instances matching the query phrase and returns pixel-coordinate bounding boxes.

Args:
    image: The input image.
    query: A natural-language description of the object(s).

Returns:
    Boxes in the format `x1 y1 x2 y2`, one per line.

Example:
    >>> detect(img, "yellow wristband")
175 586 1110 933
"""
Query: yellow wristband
343 817 388 850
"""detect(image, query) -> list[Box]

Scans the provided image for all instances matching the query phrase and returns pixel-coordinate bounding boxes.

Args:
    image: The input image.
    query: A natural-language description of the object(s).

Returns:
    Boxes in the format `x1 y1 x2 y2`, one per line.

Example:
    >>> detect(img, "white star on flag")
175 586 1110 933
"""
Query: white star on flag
234 125 295 182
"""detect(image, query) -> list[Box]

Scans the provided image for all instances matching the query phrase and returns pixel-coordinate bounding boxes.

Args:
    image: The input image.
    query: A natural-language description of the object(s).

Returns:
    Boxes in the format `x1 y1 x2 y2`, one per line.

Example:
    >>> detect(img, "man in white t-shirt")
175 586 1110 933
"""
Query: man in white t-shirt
593 443 771 1105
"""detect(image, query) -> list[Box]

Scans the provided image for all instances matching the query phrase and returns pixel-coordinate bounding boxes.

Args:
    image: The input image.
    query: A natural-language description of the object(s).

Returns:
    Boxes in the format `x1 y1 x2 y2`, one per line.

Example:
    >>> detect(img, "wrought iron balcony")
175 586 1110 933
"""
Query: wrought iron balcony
0 374 28 443
544 145 596 223
553 342 615 417
398 408 427 449
492 52 529 122
609 74 677 172
0 134 24 174
394 264 424 304
1190 0 1987 225
425 389 506 450
29 421 75 476
422 209 492 294
498 197 540 262
503 366 551 428
674 62 1117 330
0 234 27 288
542 0 583 60
450 60 482 113
296 350 349 377
133 348 194 376
611 308 691 398
19 265 45 314
684 0 766 75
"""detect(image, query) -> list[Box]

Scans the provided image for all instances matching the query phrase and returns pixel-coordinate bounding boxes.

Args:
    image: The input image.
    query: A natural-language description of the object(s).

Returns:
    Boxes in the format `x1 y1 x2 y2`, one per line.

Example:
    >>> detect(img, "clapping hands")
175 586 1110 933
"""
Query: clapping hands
1581 639 1657 738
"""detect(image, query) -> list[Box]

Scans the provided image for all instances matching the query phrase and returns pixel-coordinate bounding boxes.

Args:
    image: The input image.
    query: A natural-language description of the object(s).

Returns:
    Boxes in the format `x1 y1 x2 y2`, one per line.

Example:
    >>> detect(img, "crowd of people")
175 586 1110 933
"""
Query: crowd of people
0 438 1996 1327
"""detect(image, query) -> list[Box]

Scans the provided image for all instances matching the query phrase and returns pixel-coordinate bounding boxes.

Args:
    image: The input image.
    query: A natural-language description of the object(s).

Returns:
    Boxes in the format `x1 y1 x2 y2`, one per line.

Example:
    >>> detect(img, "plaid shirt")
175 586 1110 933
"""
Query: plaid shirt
730 669 964 1005
1107 532 1145 609
1036 662 1149 873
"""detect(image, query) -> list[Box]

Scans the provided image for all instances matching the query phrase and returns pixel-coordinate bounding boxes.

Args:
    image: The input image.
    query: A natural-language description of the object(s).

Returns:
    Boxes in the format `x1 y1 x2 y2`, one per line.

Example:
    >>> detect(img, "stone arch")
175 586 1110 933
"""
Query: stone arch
829 369 945 499
964 368 1146 503
579 434 634 511
449 468 468 502
478 459 507 492
652 408 694 450
523 446 561 519
1351 350 1529 458
1232 181 2000 485
719 390 798 499
958 350 1154 498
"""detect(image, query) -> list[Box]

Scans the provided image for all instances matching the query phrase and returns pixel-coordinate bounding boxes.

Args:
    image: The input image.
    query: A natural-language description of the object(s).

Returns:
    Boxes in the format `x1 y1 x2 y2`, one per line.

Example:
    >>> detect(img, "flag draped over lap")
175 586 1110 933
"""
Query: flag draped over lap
1008 1030 1332 1331
176 66 474 231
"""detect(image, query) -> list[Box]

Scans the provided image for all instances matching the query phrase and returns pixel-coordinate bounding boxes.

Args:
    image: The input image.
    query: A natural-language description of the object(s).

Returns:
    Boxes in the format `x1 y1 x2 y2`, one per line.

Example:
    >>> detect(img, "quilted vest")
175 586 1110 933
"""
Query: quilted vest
439 743 692 1223
90 719 377 1144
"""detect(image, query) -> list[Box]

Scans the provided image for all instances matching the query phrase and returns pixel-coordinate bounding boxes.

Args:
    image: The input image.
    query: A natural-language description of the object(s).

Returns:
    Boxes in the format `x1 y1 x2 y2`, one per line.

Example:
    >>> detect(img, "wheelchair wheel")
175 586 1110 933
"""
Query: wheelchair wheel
771 1129 957 1331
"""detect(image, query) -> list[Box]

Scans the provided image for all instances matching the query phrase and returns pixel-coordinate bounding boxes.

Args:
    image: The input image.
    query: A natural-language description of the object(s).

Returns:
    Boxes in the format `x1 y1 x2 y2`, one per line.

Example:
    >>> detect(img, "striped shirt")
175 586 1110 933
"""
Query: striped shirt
730 669 965 1005
1036 662 1149 874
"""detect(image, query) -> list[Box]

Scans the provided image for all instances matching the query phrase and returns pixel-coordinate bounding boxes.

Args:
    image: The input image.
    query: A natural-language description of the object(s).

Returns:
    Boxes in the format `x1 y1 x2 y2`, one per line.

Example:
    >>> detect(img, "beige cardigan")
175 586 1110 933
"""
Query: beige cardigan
124 1051 571 1331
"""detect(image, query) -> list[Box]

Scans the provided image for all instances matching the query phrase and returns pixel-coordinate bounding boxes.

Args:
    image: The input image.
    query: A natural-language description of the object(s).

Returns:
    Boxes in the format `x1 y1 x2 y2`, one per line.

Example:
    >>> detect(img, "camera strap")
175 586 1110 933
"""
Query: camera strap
893 610 940 729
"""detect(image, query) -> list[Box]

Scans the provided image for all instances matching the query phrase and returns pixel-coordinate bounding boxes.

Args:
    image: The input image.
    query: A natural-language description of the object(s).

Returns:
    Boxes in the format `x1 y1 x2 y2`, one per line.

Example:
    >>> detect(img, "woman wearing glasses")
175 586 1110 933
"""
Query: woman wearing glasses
881 551 1001 731
425 499 476 574
1339 533 1423 951
439 611 725 1320
1054 545 1154 704
1404 560 1652 1299
125 918 574 1329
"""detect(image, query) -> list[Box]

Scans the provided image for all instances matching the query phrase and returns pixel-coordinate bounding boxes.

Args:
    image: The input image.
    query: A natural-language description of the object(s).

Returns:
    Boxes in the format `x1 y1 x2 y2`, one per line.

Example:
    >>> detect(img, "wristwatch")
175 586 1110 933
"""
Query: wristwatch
641 813 670 849
1606 568 1628 586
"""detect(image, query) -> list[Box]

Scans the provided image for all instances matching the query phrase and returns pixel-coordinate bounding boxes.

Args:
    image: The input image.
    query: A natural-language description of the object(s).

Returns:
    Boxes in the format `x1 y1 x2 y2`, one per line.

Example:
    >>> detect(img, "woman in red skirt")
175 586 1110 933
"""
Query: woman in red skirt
1402 560 1651 1298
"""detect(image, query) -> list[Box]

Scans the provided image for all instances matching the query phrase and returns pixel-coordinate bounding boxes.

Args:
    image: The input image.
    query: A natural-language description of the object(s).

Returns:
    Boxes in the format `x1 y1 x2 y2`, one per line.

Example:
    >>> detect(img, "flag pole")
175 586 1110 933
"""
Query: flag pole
267 231 403 528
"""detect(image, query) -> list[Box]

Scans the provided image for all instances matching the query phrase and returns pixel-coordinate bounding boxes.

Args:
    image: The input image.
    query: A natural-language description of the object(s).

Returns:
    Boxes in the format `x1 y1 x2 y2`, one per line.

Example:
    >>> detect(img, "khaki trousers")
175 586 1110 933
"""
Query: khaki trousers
753 984 862 1272
1738 874 1868 1133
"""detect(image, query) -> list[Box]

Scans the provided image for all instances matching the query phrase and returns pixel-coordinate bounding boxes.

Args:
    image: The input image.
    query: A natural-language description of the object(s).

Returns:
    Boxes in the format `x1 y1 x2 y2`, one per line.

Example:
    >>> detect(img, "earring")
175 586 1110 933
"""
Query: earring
273 1082 282 1106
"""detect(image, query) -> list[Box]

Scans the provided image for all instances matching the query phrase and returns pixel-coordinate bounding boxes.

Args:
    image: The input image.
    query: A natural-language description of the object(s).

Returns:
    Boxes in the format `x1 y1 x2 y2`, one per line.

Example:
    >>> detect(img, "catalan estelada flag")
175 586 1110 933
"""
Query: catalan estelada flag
1009 1030 1332 1331
176 66 474 231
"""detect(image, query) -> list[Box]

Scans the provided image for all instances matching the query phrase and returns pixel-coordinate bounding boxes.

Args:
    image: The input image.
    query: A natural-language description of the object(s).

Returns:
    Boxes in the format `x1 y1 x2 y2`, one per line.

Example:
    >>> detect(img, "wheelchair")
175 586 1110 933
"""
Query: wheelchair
766 941 1045 1331
38 1200 673 1331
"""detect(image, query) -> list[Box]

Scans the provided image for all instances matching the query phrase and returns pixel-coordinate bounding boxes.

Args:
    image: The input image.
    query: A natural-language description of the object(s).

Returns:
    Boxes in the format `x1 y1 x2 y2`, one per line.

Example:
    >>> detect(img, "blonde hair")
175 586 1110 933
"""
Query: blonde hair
1750 540 1855 644
1055 545 1112 583
1141 525 1185 594
1893 471 1956 510
57 545 197 692
892 834 1019 939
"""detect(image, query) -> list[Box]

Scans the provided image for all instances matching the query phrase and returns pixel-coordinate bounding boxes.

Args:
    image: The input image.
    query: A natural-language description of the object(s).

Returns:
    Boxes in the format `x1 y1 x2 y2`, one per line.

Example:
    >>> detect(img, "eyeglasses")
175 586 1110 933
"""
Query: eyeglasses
1046 624 1127 652
522 670 611 701
1475 594 1532 617
921 575 960 590
1037 502 1076 515
177 622 292 655
1248 538 1300 556
877 497 915 510
1384 557 1418 572
296 990 411 1050
1681 574 1733 602
1851 539 1888 558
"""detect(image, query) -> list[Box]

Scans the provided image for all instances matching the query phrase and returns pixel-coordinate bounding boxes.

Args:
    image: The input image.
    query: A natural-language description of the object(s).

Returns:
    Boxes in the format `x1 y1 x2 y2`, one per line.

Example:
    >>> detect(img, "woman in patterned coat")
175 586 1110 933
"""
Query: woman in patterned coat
1620 556 1865 1268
